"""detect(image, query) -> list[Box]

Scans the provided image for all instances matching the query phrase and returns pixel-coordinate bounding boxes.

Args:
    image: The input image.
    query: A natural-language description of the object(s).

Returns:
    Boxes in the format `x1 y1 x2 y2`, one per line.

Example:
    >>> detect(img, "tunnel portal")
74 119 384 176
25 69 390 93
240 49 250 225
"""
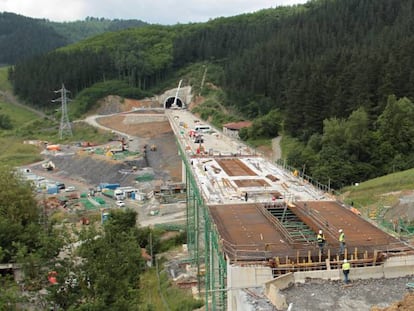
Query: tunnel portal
165 97 183 109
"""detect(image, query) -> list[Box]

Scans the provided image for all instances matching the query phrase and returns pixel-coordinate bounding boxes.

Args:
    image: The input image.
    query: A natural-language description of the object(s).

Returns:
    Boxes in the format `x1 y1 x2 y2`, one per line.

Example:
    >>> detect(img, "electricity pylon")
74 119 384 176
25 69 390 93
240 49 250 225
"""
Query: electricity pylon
53 83 73 139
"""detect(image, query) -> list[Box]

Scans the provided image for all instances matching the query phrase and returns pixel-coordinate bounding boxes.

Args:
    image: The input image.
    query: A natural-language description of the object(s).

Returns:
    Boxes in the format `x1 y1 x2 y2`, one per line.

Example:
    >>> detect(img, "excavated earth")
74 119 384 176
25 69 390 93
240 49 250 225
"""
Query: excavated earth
30 97 182 188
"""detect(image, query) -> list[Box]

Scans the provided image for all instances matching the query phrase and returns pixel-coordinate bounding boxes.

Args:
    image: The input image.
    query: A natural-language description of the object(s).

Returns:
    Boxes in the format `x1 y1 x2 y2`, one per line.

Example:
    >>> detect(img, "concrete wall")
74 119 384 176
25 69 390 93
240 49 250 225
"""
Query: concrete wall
227 263 273 311
383 255 414 278
293 269 341 283
293 255 414 284
223 128 239 139
230 290 258 311
264 273 294 310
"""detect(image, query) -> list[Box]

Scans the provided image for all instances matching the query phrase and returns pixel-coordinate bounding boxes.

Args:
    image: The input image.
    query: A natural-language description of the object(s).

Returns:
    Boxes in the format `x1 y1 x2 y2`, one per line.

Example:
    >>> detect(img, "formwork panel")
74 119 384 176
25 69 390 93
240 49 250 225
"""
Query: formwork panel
209 201 408 262
290 201 405 250
215 158 257 176
209 204 291 260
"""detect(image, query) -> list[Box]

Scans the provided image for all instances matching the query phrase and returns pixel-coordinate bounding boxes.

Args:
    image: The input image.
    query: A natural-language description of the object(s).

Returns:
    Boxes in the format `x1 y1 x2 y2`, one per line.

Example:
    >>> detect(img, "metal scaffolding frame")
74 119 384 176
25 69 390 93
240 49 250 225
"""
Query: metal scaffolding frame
178 141 227 310
204 207 227 310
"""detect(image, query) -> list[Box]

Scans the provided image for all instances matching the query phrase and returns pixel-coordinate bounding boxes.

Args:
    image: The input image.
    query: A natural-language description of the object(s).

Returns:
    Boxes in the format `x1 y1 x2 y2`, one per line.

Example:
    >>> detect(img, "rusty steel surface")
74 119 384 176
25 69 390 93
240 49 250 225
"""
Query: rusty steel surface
209 201 408 261
215 158 257 176
209 204 291 258
233 179 270 187
290 201 405 250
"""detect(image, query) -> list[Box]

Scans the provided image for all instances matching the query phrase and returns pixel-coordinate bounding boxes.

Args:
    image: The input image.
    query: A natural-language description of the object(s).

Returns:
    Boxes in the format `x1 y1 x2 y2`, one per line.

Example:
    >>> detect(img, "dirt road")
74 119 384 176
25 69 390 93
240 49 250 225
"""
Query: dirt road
0 90 50 119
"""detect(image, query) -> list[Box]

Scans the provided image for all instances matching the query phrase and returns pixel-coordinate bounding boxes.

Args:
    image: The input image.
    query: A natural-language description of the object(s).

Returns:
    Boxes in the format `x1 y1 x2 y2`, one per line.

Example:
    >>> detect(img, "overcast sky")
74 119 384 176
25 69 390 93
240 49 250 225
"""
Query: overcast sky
0 0 308 25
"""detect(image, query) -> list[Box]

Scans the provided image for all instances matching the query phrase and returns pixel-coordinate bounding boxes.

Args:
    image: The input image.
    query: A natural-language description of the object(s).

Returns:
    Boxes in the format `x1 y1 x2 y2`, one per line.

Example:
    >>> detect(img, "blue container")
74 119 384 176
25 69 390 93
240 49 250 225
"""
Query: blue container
99 183 120 190
131 192 136 200
47 185 58 194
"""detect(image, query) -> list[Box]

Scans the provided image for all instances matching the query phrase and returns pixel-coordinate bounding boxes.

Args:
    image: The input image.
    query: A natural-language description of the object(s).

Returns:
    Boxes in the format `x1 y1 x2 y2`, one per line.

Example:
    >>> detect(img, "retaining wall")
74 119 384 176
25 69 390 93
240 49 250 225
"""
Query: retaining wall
227 264 273 311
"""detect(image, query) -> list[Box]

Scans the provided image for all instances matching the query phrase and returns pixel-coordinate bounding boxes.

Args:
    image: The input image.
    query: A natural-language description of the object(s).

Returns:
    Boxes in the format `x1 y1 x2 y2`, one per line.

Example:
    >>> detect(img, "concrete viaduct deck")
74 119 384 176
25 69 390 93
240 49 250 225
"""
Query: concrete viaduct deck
209 201 408 262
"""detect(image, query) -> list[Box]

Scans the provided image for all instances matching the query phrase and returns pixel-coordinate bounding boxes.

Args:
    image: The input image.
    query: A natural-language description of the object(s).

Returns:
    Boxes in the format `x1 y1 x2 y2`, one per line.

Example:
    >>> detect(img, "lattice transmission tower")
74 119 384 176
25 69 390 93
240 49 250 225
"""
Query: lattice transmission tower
54 83 73 139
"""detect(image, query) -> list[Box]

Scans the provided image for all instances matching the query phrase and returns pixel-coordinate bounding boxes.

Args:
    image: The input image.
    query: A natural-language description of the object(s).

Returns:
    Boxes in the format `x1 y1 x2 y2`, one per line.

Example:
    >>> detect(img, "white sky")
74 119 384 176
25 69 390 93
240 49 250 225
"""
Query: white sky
0 0 308 25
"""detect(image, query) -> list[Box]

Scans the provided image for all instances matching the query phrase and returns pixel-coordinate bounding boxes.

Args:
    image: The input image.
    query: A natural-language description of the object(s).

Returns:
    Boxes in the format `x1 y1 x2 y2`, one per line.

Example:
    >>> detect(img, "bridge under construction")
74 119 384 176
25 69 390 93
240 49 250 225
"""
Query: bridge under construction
166 109 414 311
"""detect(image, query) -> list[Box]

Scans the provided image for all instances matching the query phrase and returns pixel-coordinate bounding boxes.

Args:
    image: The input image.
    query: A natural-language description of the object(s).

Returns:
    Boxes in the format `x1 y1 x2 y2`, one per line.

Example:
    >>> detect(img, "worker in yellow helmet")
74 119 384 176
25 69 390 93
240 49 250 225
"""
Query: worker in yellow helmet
342 259 351 284
316 229 326 255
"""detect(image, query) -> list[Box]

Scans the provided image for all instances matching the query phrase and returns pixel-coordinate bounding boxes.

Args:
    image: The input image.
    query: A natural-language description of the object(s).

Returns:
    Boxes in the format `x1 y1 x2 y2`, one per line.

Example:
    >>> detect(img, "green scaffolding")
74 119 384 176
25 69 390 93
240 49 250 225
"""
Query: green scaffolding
204 207 227 310
178 142 227 310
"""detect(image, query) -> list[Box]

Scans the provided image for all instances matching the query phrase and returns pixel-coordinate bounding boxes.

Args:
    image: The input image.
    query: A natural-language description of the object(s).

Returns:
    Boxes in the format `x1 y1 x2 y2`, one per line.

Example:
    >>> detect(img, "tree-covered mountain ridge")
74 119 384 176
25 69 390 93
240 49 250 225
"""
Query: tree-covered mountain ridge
0 12 148 64
9 0 414 188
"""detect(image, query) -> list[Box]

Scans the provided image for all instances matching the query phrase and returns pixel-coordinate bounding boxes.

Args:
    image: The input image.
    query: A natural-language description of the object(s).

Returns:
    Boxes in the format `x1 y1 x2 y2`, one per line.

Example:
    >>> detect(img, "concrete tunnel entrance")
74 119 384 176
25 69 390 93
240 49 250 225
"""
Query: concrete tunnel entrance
165 97 183 109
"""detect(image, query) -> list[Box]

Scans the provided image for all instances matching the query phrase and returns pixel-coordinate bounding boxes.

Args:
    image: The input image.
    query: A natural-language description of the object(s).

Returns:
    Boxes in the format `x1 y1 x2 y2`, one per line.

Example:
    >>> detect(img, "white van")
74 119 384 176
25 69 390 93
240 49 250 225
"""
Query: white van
194 125 211 133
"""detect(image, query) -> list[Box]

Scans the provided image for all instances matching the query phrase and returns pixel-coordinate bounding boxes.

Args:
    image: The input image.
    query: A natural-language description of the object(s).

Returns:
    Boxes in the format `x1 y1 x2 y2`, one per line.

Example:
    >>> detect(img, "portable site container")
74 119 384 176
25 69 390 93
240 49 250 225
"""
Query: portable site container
99 183 120 190
47 185 58 194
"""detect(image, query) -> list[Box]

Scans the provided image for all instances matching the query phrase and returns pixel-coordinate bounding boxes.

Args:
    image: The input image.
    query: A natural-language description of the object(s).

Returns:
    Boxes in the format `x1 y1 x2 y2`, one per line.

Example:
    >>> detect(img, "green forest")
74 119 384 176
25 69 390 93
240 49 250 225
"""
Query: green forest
0 13 148 64
7 0 414 188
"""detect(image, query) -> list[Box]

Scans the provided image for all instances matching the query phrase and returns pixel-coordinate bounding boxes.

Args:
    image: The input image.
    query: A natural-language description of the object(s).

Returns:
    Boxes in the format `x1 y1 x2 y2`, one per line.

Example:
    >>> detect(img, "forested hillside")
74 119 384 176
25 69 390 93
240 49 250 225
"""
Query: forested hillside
9 0 414 188
0 12 68 64
46 17 148 44
0 12 148 64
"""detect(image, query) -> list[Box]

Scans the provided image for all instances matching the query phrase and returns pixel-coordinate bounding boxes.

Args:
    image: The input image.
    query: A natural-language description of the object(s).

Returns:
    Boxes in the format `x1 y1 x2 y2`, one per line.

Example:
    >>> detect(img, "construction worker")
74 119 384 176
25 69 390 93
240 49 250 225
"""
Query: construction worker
338 229 346 255
342 259 351 284
316 230 326 254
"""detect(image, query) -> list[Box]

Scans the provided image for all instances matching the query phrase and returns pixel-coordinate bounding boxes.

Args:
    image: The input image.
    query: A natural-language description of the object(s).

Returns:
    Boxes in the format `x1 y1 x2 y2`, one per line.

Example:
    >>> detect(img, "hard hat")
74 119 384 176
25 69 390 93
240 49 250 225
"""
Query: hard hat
343 259 347 263
319 230 322 234
339 229 343 233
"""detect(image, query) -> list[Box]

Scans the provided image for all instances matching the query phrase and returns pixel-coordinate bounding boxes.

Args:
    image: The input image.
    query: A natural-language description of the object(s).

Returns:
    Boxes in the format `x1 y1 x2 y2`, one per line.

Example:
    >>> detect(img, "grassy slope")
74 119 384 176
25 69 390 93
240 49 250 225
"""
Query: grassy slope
0 66 114 166
0 67 43 165
0 67 12 91
341 168 414 209
139 264 203 310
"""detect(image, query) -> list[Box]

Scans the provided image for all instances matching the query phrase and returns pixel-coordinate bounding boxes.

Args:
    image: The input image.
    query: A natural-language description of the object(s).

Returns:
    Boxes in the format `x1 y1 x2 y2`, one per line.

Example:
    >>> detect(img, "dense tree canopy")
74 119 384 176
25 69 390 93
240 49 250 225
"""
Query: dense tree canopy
48 209 145 310
0 12 68 64
0 165 63 278
0 12 148 64
9 25 176 109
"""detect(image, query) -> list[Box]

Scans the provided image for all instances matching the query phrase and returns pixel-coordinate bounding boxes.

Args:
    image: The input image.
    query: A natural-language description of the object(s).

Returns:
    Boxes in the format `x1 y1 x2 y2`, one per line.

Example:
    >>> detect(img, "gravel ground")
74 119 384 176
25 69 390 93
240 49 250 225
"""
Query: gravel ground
282 276 414 311
31 152 145 187
30 112 182 189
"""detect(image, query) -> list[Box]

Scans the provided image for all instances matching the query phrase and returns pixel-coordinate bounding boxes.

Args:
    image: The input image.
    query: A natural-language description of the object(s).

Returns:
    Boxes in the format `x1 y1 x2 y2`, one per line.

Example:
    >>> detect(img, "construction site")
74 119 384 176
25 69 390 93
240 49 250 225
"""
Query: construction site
25 86 414 310
162 107 414 311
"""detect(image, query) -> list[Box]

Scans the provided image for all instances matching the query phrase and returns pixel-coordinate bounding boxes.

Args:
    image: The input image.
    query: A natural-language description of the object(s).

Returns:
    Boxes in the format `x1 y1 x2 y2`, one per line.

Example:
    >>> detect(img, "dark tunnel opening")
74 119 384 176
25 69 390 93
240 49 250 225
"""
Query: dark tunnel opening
165 97 183 109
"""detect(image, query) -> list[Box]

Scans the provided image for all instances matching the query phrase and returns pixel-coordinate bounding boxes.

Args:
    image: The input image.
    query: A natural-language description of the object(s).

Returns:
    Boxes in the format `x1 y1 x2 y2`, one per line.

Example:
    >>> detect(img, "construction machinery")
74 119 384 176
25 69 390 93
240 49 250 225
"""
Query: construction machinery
42 161 56 171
